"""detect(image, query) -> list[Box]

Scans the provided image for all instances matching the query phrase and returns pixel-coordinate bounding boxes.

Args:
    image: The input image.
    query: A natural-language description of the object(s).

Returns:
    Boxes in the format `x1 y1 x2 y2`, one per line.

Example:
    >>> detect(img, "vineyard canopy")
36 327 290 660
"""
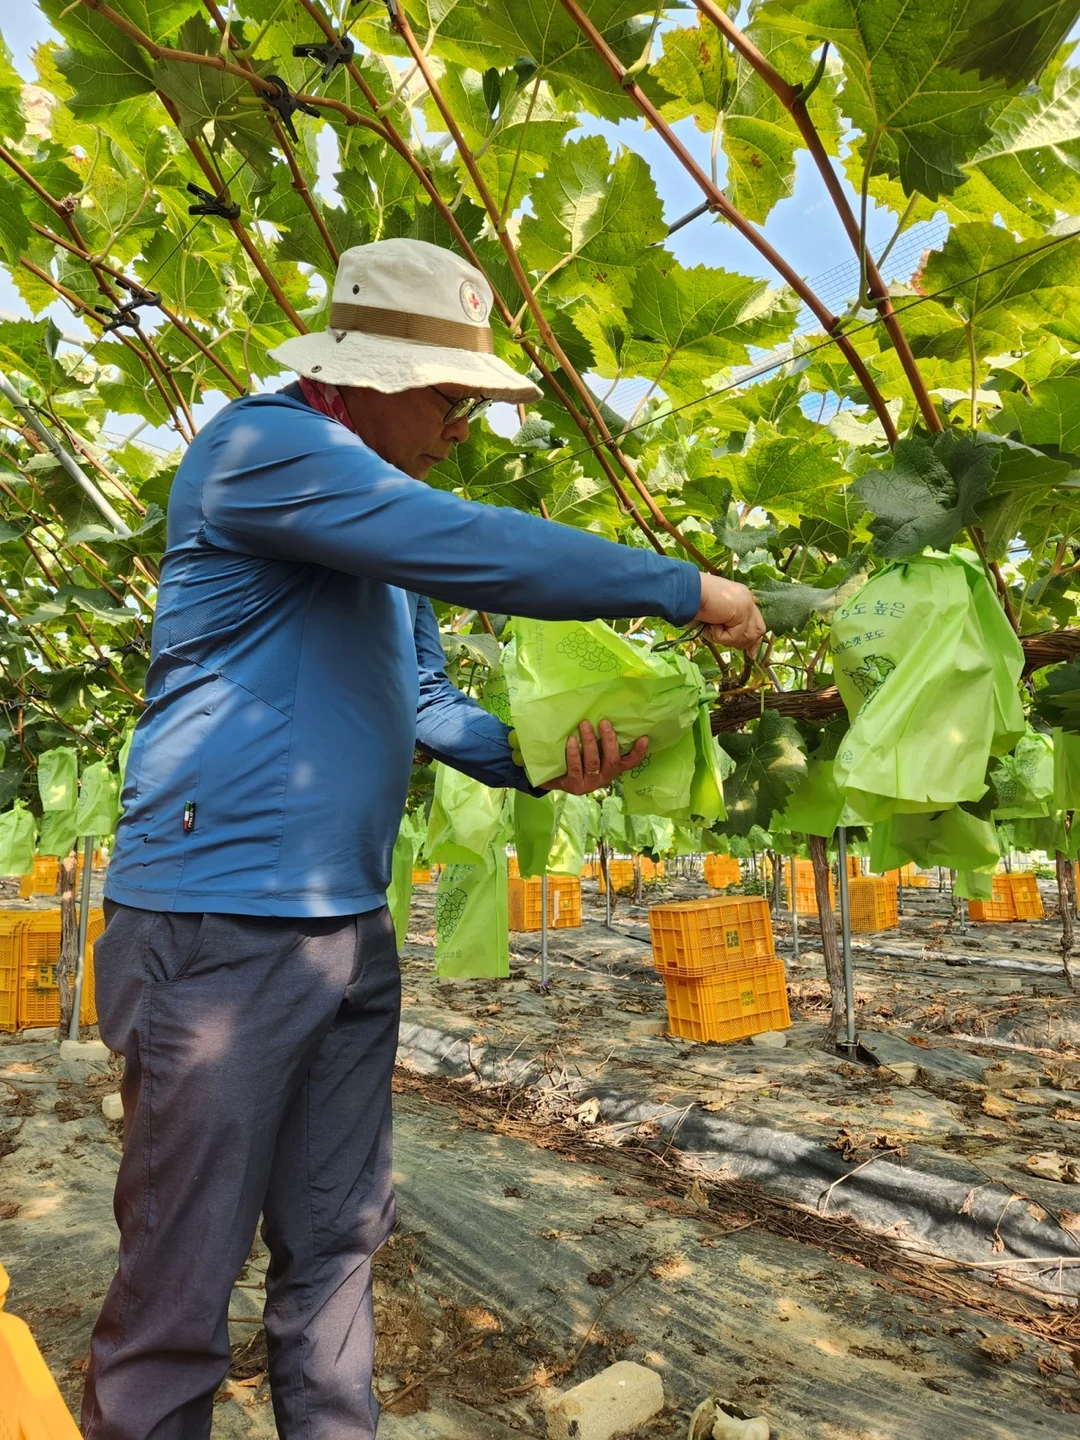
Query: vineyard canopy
1 0 1080 824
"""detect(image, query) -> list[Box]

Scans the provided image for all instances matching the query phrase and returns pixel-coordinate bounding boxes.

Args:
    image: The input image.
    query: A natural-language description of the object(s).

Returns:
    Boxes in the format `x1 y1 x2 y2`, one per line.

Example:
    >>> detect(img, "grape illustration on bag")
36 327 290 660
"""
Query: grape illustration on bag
555 630 619 673
434 882 468 945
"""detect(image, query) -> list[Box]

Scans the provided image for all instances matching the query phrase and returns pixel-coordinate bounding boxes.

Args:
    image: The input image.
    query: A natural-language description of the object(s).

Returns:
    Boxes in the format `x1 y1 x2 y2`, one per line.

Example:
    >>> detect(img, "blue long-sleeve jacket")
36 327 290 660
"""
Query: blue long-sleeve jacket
105 387 700 916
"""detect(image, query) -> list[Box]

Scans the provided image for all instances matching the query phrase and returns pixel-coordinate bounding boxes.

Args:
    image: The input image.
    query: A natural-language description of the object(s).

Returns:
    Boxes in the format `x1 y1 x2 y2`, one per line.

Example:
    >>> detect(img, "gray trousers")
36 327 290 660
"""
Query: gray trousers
82 903 401 1439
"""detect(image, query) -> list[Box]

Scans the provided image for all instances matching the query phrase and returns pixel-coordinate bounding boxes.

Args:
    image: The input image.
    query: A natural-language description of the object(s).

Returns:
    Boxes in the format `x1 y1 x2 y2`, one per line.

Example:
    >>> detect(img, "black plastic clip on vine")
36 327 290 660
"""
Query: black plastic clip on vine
262 74 320 143
186 183 241 221
292 35 356 83
99 291 162 334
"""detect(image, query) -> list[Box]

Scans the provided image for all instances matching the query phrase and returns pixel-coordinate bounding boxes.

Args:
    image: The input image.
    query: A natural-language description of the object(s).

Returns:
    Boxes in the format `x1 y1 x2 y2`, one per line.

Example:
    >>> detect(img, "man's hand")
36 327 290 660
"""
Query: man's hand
696 574 766 653
539 719 648 796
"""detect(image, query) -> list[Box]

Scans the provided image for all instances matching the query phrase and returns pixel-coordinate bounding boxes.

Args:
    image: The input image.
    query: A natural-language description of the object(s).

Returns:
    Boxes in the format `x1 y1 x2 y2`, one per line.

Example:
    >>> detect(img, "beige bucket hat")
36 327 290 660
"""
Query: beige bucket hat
269 238 542 402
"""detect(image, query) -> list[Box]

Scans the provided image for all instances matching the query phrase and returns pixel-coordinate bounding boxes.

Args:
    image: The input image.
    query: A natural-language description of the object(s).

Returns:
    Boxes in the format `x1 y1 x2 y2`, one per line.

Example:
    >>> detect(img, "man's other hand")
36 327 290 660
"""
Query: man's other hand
539 719 648 795
696 574 766 653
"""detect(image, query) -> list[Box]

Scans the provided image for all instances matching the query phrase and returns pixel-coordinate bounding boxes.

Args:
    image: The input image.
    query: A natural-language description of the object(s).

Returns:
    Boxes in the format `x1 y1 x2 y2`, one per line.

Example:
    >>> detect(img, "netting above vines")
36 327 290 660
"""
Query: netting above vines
1 0 1080 826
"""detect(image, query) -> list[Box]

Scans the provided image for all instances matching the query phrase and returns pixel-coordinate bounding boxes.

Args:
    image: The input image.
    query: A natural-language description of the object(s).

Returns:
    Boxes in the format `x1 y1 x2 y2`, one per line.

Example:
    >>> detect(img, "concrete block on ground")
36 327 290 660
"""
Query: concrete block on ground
101 1092 124 1122
750 1030 787 1049
16 1027 57 1043
59 1038 110 1063
547 1360 663 1440
627 1019 666 1037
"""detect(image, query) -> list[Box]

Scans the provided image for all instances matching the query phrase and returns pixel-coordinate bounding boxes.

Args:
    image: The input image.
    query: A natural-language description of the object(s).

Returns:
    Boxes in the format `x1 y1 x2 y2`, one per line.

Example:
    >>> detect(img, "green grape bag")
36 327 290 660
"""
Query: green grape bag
507 619 705 788
991 728 1054 819
75 761 120 838
955 870 996 901
776 759 846 838
426 764 508 864
0 802 36 876
37 747 78 813
433 848 509 979
600 792 631 853
832 553 1024 817
388 811 425 947
38 807 78 859
1053 729 1080 811
548 792 591 876
513 790 561 877
628 812 673 857
622 724 695 816
869 806 1000 874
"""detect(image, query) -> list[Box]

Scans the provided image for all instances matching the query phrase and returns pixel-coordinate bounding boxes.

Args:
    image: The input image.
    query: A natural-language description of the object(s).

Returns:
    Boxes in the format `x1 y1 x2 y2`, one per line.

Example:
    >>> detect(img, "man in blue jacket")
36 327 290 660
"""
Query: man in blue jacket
84 239 764 1439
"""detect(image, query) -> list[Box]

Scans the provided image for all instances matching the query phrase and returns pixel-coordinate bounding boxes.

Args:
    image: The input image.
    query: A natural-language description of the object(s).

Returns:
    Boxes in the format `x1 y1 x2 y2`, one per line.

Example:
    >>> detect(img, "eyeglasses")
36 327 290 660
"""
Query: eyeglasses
429 385 492 425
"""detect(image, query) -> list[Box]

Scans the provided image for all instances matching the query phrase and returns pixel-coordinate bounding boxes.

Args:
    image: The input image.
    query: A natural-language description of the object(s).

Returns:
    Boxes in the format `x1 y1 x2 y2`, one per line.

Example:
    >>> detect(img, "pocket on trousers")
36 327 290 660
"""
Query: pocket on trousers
145 911 212 983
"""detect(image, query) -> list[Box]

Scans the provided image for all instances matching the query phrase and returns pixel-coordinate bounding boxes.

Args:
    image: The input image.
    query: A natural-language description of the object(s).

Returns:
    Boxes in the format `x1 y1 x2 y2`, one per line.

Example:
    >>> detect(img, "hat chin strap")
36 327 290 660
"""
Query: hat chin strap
328 301 494 355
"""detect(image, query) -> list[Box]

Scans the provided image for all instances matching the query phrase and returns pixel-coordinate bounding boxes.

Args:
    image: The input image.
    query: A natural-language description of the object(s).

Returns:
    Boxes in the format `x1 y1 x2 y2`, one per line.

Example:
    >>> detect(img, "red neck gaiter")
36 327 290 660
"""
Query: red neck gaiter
298 376 357 435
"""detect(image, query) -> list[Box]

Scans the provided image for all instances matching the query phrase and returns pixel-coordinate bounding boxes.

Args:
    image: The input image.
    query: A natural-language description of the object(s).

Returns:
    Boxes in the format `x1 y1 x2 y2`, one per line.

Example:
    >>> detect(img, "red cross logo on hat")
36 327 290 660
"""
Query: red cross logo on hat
459 279 489 324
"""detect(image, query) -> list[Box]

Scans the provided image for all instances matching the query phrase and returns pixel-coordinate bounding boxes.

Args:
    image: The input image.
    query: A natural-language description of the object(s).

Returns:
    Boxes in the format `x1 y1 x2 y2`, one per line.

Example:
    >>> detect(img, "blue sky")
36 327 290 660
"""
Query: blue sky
0 5 949 445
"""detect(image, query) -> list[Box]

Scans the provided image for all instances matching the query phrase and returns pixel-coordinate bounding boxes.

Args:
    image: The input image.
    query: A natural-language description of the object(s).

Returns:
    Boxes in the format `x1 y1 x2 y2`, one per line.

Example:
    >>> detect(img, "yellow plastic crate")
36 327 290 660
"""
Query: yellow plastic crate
0 915 23 1034
17 857 58 900
881 864 928 887
638 856 665 880
411 868 432 884
846 876 898 933
1003 872 1043 920
662 959 791 1044
0 1262 83 1438
703 855 741 889
845 855 862 878
16 910 104 1029
967 875 1015 922
788 874 835 916
649 896 774 978
597 859 635 894
508 875 581 931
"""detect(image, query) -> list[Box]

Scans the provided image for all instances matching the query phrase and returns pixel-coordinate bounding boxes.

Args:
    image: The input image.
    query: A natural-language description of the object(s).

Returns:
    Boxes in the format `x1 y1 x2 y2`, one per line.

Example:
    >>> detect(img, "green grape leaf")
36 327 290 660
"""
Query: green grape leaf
945 0 1080 87
721 710 808 837
0 178 30 268
755 579 843 635
1033 656 1080 730
653 18 733 130
0 318 67 393
989 376 1080 462
763 0 1009 198
575 261 798 406
520 135 667 307
948 56 1080 235
714 433 848 524
911 222 1080 356
852 430 999 558
0 34 26 144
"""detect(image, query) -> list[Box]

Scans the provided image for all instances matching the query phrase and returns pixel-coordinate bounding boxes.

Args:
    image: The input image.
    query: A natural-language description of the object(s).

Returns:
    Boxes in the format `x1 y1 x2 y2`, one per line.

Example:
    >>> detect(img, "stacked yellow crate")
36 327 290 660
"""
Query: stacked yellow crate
597 859 635 894
967 875 1015 921
1003 872 1043 919
703 854 741 889
17 856 59 899
785 858 834 916
0 909 105 1031
648 896 790 1044
508 875 582 931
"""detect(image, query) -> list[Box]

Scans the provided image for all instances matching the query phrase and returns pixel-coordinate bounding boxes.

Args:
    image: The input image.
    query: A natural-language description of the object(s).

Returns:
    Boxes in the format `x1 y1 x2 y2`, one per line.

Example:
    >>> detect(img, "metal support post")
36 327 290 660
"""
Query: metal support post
540 873 549 987
836 827 857 1055
789 854 799 961
68 835 94 1042
0 372 130 535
